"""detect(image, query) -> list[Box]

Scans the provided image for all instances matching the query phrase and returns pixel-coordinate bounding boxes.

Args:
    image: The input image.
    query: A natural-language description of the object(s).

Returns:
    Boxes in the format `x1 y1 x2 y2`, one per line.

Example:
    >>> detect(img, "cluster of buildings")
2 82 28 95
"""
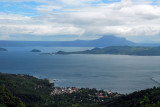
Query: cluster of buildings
96 91 121 99
50 87 79 95
50 87 121 100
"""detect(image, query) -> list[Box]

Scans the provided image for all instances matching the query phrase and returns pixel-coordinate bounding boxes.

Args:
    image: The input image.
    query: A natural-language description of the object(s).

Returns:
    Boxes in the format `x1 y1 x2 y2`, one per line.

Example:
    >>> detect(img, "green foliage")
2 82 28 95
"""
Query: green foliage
0 73 54 106
57 46 160 56
99 87 160 107
1 72 160 107
0 85 25 107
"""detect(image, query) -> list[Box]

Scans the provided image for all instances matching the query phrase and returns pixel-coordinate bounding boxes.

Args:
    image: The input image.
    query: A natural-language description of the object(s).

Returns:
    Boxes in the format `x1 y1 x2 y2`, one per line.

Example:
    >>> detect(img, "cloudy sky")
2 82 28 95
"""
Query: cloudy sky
0 0 160 42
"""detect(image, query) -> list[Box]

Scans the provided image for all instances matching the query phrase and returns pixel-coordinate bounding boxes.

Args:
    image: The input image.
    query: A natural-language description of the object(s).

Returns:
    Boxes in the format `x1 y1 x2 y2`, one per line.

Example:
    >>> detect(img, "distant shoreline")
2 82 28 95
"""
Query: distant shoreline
55 46 160 56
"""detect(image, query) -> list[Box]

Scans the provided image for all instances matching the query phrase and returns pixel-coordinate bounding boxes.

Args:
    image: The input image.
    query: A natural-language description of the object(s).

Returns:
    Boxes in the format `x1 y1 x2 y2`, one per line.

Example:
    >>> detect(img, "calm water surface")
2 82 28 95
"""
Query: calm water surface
0 47 160 94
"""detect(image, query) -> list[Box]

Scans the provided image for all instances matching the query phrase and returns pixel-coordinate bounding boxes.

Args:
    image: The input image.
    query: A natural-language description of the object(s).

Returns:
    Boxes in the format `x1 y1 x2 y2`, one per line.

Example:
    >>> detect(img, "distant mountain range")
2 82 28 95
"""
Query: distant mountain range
0 35 160 47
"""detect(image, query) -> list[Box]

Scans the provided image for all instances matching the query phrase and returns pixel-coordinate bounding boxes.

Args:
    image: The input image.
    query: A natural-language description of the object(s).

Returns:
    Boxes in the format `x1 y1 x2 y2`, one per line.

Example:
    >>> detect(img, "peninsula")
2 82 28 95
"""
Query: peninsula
56 46 160 56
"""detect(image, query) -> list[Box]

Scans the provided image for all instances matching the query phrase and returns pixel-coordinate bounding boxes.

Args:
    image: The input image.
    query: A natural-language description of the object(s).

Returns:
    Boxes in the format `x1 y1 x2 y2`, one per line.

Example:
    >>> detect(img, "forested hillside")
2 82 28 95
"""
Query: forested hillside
0 72 160 107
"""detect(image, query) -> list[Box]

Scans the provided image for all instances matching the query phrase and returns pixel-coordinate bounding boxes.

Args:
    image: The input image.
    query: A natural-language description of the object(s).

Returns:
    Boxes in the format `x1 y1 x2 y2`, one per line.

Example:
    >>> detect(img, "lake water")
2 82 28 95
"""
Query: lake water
0 47 160 94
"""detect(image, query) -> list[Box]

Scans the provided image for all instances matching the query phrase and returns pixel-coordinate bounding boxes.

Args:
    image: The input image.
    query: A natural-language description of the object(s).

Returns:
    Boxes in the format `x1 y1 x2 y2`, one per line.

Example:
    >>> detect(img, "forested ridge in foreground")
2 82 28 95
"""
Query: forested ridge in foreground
0 72 160 107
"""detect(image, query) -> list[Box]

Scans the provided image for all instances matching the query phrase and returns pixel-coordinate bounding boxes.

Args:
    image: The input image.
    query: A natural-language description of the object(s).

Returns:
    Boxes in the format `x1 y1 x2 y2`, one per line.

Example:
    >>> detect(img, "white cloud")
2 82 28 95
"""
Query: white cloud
0 0 160 42
0 24 84 36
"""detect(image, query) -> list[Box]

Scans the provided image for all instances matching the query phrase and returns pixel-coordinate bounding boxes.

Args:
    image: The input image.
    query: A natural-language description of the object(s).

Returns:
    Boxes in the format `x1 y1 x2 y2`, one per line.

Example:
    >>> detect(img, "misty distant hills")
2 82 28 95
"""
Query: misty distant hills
0 36 135 47
0 35 160 47
70 36 135 47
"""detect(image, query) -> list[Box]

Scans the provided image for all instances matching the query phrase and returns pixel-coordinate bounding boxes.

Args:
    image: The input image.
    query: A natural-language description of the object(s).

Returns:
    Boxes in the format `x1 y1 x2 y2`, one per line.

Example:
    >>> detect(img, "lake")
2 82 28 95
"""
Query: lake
0 47 160 94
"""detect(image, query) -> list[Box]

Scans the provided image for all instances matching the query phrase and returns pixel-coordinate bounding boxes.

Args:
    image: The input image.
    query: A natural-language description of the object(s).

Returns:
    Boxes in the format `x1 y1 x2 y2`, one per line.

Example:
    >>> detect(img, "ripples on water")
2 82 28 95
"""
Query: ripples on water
0 47 160 94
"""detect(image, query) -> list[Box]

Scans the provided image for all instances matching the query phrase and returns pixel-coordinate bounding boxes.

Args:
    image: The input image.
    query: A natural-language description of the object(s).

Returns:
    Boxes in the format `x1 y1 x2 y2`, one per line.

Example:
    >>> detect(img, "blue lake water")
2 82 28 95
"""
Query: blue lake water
0 47 160 94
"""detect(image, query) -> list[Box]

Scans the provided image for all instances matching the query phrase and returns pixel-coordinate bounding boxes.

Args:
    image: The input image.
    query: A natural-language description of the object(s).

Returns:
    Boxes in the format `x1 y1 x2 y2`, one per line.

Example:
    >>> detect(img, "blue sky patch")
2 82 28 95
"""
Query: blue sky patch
102 0 121 3
0 1 42 16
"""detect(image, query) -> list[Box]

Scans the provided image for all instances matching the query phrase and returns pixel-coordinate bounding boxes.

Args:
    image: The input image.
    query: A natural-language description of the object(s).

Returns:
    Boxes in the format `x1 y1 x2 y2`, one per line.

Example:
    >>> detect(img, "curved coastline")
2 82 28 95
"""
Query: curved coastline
151 76 160 85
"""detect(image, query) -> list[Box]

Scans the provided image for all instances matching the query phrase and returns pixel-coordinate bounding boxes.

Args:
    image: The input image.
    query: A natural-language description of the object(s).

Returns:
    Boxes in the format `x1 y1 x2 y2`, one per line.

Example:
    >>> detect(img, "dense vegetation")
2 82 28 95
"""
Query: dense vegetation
0 86 25 107
1 72 160 107
0 73 54 106
56 46 160 56
100 86 160 107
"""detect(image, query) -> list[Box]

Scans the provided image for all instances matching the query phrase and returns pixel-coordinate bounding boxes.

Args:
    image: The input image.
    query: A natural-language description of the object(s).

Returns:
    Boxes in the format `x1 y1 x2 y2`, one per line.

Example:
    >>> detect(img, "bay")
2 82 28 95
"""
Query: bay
0 47 160 94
